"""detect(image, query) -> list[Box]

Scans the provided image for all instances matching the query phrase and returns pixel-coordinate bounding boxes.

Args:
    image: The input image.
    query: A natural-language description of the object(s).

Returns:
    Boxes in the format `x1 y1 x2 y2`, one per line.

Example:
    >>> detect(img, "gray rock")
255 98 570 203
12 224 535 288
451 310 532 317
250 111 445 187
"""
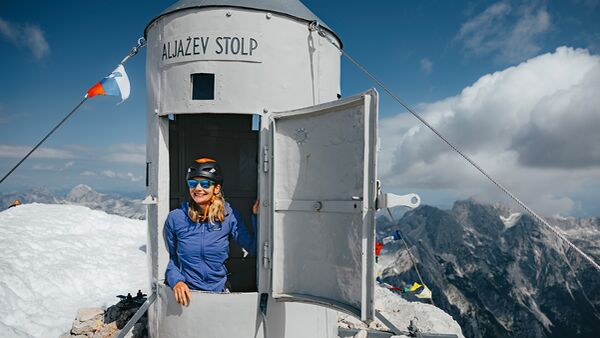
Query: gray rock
77 308 104 322
72 319 100 335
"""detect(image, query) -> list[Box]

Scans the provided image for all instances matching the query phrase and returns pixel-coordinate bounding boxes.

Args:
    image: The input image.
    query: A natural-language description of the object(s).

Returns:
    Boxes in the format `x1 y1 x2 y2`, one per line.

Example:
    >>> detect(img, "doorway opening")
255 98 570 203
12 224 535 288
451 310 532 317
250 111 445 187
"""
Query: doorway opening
169 113 259 292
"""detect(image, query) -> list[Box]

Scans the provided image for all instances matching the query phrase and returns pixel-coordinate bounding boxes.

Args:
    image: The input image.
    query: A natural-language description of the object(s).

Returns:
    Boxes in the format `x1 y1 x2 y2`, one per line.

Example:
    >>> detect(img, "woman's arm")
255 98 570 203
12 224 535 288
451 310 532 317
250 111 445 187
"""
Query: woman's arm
164 215 186 287
230 208 257 256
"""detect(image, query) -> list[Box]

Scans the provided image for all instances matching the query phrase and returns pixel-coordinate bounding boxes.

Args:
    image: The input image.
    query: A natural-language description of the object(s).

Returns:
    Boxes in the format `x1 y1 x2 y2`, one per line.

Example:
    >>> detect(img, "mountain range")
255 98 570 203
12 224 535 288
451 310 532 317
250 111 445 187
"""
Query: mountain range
377 200 600 338
0 184 145 219
4 186 599 337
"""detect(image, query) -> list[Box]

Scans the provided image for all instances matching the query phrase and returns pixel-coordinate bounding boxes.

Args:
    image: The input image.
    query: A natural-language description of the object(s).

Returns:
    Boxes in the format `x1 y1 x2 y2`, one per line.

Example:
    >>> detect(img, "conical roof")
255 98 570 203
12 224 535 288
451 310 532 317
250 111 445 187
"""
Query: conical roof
145 0 340 45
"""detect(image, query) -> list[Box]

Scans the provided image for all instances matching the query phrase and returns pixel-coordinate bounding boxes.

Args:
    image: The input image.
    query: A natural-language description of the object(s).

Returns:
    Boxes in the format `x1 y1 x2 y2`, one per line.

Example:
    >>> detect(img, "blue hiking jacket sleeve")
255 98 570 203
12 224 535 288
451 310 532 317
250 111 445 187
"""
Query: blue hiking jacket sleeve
164 202 257 291
229 208 257 256
164 214 186 288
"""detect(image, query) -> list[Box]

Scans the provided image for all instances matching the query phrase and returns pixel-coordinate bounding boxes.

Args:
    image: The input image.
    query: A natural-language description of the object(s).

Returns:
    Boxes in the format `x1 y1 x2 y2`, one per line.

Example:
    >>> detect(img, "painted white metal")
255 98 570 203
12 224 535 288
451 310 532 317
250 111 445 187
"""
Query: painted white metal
144 2 362 337
377 193 421 209
145 7 341 116
269 90 378 321
157 284 337 338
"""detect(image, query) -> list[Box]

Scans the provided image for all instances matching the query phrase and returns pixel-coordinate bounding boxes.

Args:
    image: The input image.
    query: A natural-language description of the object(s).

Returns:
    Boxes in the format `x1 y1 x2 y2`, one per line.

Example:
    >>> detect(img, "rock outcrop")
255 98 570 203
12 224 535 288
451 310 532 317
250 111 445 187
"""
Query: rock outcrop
61 291 148 338
377 200 600 338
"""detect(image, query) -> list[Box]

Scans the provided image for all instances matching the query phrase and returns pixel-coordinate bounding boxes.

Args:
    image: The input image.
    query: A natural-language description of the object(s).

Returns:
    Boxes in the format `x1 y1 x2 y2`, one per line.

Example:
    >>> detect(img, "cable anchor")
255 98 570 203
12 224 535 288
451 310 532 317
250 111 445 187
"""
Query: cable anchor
308 21 327 38
120 37 147 65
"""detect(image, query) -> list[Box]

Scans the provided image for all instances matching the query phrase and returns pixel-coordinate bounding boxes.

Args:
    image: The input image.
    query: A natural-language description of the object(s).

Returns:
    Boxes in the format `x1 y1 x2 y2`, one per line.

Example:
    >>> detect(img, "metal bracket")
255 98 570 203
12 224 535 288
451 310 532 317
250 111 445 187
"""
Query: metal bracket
262 241 271 269
116 292 157 338
142 195 158 205
376 192 420 210
262 145 269 173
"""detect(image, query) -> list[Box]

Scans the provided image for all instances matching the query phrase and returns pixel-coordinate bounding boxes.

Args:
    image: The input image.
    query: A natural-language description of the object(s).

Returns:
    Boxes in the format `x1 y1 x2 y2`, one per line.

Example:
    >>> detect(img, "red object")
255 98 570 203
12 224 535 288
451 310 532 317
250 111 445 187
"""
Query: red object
86 82 105 98
375 242 384 256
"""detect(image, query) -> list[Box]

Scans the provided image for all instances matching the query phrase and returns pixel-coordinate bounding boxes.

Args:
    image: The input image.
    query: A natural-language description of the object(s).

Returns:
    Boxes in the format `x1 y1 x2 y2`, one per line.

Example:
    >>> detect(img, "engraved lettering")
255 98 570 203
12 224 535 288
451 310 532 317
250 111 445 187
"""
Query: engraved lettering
215 37 223 54
185 36 192 56
193 37 200 55
250 38 258 56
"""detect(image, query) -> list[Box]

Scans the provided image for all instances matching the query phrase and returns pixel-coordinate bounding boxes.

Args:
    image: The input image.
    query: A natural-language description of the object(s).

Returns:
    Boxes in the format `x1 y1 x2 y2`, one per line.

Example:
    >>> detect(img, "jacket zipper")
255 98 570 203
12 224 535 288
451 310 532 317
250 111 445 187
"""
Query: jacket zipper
199 220 205 280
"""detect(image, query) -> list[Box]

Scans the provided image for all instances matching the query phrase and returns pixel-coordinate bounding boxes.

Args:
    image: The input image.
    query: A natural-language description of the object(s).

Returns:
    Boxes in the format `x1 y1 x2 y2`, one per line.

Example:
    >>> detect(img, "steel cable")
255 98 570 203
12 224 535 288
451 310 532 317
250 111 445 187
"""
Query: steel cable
309 21 600 273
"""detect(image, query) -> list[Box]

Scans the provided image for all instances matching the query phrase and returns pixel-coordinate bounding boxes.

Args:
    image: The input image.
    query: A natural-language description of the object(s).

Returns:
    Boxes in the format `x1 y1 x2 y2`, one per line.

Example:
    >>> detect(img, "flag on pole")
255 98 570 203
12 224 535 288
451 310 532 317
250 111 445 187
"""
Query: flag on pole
86 64 130 103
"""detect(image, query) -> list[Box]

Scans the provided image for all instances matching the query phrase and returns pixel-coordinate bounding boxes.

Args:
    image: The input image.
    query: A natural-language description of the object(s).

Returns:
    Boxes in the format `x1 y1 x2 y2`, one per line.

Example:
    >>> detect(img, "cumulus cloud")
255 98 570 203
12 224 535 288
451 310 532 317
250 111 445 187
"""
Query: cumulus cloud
0 17 49 60
80 171 96 176
380 47 600 215
456 1 550 64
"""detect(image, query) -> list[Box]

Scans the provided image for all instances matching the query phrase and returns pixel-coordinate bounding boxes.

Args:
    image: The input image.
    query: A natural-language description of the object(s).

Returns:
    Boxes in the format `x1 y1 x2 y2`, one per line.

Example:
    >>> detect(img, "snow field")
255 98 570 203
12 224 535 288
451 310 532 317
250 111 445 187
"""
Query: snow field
0 203 148 338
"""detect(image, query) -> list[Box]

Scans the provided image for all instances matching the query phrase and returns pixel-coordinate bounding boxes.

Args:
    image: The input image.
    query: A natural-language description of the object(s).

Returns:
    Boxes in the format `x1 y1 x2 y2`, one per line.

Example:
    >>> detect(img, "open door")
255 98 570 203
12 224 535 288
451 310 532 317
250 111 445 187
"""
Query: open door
269 89 378 321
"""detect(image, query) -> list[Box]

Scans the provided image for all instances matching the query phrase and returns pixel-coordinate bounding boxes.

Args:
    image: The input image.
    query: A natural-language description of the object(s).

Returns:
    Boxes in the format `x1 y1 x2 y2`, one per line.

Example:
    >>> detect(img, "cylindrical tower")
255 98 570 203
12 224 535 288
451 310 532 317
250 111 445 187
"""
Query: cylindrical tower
144 1 363 337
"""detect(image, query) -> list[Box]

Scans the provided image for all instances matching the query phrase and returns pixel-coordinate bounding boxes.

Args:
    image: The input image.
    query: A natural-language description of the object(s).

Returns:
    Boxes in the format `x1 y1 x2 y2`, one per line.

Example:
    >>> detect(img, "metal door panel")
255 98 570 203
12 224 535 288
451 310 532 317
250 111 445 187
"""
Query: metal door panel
270 89 378 321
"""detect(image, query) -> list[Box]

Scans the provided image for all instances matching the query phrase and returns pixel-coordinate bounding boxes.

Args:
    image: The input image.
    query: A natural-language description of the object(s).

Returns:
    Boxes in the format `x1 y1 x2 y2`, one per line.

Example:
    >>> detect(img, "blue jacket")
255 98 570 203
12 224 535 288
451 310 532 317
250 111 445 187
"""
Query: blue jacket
164 201 256 291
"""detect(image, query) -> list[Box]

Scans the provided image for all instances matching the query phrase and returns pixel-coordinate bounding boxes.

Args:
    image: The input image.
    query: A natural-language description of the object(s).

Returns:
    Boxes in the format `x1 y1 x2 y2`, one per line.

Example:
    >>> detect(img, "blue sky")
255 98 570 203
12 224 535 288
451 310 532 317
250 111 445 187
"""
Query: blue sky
1 0 599 215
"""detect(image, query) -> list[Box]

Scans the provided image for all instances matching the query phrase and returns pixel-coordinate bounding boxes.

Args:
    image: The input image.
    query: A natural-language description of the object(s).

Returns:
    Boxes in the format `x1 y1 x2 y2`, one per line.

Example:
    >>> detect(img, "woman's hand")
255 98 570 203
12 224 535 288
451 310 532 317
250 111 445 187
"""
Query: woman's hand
252 200 260 215
173 281 192 306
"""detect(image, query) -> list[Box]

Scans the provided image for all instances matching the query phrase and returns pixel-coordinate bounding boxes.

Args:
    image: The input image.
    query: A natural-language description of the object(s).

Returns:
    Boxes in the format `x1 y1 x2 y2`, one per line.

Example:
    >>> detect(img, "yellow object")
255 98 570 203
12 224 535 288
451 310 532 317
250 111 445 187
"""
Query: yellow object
416 285 432 299
409 282 422 292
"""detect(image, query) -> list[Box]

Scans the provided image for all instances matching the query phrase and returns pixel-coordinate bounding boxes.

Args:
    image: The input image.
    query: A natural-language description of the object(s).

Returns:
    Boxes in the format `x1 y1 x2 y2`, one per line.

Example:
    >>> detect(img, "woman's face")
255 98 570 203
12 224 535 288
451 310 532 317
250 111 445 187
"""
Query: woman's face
188 177 221 206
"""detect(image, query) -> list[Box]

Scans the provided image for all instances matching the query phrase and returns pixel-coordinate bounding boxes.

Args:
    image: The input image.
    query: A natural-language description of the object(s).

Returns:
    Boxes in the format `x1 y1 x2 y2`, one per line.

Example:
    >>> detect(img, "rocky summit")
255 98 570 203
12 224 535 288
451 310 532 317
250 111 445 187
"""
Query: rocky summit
377 199 600 338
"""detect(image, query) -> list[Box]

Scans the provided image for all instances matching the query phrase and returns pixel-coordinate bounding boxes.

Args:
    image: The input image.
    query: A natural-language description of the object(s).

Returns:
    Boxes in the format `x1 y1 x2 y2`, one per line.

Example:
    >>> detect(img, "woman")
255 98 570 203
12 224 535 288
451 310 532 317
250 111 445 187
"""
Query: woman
164 157 257 306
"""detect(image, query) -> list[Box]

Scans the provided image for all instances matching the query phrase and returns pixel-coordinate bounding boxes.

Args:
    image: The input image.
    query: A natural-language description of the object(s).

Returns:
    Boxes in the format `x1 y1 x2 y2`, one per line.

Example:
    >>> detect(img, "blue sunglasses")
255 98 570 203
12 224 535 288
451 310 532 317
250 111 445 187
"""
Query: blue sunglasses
187 179 215 189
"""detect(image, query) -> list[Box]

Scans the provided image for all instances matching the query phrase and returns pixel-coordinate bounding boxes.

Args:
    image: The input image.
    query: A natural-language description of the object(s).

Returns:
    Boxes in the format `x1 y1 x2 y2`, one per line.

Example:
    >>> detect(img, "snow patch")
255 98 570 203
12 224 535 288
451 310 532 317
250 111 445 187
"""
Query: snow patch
339 286 464 337
0 203 147 338
500 212 522 228
442 284 471 315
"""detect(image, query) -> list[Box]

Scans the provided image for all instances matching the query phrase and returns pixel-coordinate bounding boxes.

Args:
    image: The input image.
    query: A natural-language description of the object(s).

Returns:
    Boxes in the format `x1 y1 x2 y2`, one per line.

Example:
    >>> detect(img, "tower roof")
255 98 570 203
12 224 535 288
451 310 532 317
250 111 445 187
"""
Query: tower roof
145 0 341 45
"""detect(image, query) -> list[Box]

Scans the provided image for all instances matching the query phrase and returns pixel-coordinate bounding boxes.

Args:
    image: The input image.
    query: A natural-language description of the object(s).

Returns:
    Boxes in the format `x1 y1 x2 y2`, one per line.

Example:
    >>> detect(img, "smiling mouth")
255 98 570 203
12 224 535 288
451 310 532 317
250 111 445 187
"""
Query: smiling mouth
191 191 209 198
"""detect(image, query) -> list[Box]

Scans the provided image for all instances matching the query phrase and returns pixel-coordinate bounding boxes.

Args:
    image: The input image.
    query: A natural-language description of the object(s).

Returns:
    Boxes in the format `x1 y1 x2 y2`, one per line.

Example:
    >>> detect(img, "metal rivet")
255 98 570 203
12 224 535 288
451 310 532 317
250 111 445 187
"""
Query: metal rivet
313 201 322 211
226 11 232 17
266 13 272 19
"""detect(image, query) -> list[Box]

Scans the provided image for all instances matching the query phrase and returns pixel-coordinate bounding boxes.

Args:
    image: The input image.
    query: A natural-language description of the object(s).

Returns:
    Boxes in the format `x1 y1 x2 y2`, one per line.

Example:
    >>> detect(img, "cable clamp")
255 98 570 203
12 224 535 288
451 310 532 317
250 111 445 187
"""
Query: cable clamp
308 21 327 37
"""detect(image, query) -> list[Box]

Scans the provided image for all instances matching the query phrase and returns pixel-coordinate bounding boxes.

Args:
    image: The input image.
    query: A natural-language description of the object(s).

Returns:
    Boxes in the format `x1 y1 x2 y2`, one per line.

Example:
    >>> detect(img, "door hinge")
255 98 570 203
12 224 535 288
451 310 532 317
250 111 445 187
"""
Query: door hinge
262 145 269 173
262 241 271 269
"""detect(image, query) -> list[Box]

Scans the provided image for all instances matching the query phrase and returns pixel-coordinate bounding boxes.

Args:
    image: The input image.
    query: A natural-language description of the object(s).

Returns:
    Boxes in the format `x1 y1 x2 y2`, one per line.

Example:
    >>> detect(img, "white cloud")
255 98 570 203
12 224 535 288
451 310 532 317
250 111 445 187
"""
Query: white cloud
420 58 433 74
102 170 117 178
103 144 146 164
23 160 74 172
380 47 600 215
456 1 550 64
0 145 74 159
32 164 55 171
3 143 147 164
101 170 142 182
0 17 49 60
80 171 96 176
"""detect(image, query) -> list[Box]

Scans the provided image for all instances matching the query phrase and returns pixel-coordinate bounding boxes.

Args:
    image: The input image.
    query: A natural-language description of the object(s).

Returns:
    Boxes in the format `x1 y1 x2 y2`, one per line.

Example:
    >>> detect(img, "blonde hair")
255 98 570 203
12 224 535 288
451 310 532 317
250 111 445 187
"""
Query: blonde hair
188 187 226 224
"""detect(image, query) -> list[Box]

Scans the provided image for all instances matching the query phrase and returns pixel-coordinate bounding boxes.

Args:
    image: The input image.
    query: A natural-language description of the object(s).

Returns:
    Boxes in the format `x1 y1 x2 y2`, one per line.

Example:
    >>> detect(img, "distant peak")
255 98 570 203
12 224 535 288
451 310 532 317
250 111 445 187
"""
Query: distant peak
71 184 92 192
